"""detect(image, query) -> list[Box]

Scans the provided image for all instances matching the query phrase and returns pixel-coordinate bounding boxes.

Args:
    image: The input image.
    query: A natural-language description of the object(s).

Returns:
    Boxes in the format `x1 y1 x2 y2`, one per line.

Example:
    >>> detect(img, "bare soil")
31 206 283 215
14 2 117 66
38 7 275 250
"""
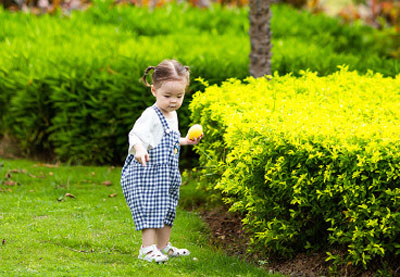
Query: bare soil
0 135 55 163
0 135 20 159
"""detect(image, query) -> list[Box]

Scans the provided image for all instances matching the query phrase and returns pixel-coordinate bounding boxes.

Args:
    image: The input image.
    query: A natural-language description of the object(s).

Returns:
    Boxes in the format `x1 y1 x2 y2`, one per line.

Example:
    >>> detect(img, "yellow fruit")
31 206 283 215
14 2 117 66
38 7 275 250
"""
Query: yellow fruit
188 124 203 140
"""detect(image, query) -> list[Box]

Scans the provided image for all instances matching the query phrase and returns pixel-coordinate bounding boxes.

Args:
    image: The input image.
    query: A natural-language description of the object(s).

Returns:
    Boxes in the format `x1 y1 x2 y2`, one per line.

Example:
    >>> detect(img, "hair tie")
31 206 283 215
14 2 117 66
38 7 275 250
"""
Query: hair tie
145 66 155 75
142 66 155 87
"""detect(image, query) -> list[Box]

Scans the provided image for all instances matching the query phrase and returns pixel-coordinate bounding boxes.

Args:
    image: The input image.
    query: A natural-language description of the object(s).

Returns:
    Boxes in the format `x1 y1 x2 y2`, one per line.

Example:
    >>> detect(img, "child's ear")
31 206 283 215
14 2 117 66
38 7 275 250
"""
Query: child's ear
151 85 156 96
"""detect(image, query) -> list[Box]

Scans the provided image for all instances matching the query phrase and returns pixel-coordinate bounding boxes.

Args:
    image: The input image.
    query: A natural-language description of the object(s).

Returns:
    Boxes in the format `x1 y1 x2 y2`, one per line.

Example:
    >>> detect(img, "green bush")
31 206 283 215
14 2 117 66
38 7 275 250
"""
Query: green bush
189 69 400 268
5 77 56 155
0 10 247 163
85 1 249 36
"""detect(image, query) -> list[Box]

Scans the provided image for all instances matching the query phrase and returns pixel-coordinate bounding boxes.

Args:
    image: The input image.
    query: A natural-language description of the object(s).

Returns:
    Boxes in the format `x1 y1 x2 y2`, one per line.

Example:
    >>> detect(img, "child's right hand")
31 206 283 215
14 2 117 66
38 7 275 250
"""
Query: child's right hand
134 144 150 166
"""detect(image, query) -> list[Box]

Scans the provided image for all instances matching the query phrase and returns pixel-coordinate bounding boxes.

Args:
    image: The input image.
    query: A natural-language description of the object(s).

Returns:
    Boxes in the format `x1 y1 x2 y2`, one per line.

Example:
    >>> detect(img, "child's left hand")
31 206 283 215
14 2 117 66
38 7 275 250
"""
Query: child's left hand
181 135 203 146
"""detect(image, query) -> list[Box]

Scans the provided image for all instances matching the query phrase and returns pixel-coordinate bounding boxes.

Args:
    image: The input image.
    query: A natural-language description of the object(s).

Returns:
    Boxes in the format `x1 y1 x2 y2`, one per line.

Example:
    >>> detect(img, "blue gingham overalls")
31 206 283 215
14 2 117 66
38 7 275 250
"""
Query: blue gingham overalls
121 105 181 231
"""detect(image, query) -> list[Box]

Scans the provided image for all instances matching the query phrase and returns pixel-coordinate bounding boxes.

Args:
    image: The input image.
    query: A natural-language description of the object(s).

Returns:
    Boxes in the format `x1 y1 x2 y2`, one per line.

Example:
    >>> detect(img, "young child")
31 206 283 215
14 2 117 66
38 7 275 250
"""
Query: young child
121 59 202 263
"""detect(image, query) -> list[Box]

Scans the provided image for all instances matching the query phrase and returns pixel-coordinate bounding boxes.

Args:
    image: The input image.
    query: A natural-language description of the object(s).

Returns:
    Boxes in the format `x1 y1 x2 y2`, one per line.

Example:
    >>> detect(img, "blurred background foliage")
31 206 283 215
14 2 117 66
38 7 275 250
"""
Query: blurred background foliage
1 0 399 32
1 0 398 56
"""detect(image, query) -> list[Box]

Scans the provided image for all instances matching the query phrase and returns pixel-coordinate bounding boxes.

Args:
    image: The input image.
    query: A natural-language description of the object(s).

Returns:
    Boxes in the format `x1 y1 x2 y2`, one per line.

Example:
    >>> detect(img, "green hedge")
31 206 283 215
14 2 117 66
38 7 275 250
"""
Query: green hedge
0 3 399 164
0 20 247 163
189 69 400 269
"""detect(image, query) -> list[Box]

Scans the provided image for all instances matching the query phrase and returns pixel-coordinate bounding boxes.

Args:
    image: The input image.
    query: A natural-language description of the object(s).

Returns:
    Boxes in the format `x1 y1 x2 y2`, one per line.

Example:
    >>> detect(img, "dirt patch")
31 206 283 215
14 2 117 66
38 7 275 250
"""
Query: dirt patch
0 135 56 163
0 135 21 159
199 206 250 258
198 206 399 276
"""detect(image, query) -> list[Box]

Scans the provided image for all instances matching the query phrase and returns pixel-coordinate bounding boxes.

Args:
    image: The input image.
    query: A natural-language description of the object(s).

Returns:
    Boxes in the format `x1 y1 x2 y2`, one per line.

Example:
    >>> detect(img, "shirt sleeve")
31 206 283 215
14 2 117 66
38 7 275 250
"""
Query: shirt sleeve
128 108 156 154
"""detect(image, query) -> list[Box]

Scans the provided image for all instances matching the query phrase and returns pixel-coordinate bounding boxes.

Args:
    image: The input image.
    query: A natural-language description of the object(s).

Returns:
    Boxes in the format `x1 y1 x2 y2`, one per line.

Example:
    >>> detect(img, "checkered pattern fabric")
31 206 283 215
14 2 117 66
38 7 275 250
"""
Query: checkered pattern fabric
121 105 181 231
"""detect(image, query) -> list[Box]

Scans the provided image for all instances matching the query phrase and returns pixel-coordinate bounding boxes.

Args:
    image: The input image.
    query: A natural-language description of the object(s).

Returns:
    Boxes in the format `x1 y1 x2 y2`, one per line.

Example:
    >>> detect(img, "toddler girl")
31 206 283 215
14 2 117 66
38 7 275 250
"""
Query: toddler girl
121 59 201 263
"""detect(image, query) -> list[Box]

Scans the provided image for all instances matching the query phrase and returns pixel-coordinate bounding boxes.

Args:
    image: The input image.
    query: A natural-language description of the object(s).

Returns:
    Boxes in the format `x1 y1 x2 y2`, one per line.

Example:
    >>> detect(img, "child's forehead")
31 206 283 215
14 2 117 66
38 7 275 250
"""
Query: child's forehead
158 79 187 92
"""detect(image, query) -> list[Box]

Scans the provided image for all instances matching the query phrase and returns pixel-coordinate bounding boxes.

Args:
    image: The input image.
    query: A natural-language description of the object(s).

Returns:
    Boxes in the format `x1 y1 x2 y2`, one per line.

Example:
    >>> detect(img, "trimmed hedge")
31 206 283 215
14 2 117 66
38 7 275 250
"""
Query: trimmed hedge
189 68 400 268
0 3 399 164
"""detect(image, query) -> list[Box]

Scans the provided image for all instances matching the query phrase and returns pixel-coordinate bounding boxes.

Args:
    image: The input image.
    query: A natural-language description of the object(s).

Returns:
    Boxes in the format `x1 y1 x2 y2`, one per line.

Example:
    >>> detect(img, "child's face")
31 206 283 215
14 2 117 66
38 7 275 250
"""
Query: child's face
152 79 187 114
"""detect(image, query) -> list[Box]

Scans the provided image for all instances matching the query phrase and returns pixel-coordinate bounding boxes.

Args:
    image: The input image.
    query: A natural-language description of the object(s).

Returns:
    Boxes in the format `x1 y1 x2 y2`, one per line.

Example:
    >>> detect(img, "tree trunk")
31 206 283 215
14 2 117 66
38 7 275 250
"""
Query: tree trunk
249 0 272 78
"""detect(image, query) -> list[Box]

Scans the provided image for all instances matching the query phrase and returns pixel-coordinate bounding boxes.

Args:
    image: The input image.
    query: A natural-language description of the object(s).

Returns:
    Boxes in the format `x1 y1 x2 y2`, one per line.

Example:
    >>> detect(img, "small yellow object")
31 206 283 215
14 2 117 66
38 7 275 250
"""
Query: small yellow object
174 148 178 154
188 124 203 140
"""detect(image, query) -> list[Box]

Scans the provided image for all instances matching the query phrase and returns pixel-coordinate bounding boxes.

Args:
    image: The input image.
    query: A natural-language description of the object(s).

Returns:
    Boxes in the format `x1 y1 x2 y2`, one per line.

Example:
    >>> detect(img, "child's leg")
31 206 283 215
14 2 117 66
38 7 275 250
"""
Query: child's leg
142 228 156 247
155 225 172 249
139 228 169 262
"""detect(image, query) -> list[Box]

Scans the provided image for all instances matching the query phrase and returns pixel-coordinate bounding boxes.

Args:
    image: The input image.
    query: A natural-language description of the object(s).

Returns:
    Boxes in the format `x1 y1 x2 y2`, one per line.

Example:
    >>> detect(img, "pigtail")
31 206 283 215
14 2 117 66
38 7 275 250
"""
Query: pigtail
141 66 155 87
184 66 190 86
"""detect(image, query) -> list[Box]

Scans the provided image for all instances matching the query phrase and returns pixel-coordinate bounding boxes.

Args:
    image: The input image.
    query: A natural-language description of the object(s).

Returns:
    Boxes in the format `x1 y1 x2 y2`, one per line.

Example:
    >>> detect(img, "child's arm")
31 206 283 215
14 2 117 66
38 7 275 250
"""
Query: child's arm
134 143 150 166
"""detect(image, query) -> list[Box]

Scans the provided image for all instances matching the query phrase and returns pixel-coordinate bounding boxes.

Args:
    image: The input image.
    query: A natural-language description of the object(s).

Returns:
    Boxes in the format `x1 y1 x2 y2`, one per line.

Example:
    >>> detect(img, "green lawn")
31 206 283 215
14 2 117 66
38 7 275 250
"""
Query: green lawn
0 159 276 276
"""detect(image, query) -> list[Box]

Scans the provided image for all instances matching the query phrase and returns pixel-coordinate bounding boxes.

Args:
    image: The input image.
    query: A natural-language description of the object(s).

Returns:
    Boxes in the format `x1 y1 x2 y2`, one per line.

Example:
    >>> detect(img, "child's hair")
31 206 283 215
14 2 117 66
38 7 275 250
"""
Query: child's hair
142 59 190 89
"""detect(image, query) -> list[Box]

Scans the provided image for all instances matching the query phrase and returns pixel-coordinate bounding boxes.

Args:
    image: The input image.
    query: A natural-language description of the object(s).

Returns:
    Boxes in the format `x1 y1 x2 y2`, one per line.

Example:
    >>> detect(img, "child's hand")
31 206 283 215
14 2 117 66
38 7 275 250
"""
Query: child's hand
181 134 203 146
134 144 150 166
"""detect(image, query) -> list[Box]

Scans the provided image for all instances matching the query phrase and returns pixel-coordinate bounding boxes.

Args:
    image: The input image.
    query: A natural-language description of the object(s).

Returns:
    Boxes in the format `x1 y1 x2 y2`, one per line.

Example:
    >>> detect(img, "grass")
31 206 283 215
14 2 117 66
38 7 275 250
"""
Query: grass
0 158 277 276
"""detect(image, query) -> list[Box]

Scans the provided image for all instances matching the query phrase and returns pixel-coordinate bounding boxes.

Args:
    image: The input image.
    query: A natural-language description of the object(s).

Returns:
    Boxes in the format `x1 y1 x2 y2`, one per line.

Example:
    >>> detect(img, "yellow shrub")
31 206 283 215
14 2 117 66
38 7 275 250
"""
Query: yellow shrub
190 68 400 267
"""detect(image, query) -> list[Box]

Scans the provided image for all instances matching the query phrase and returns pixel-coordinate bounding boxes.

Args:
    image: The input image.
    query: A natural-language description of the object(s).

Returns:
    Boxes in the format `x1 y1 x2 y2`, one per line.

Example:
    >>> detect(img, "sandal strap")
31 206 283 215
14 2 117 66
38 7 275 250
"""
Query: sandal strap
161 242 172 252
162 242 190 256
139 244 168 262
141 244 157 255
142 245 164 257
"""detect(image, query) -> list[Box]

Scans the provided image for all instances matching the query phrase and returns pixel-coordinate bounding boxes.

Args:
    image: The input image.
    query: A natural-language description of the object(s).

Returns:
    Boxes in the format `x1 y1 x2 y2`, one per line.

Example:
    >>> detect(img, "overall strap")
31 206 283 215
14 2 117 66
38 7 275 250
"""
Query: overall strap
152 105 172 134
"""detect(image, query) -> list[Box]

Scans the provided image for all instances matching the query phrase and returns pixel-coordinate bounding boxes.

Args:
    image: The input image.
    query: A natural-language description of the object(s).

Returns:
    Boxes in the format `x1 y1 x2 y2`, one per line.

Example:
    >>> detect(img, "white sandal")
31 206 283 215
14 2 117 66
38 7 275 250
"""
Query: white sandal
161 242 190 257
138 244 169 263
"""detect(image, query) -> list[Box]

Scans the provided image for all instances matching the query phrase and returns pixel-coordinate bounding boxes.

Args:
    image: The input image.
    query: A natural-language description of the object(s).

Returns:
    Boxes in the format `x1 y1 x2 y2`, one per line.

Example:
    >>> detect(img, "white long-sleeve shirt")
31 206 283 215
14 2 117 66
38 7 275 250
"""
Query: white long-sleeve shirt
128 106 179 155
